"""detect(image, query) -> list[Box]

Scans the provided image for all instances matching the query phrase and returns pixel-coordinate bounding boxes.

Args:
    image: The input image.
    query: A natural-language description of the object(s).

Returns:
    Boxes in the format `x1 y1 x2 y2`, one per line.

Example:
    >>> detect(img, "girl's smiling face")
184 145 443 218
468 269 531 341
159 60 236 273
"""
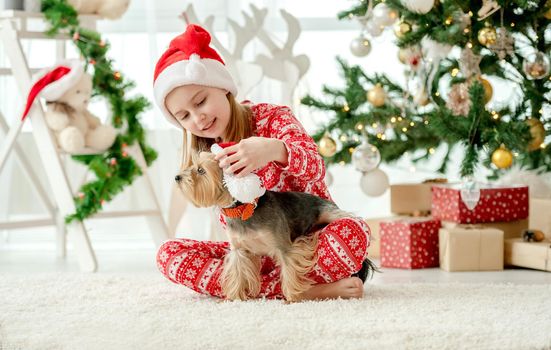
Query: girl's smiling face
165 84 231 139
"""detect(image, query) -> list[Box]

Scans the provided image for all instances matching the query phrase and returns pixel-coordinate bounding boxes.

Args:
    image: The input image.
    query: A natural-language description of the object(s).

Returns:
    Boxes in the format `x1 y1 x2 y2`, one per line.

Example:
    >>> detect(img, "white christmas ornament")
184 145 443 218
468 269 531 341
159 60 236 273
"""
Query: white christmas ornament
350 35 372 57
401 0 435 14
365 20 384 37
210 144 266 203
460 178 481 210
421 37 453 61
360 168 389 197
372 3 398 27
352 143 381 172
477 0 501 20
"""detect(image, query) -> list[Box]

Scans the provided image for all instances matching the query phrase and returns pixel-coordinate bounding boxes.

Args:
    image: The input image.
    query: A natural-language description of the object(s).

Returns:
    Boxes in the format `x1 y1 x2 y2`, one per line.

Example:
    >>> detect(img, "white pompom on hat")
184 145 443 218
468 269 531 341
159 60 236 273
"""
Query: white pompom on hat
210 142 266 204
153 24 238 129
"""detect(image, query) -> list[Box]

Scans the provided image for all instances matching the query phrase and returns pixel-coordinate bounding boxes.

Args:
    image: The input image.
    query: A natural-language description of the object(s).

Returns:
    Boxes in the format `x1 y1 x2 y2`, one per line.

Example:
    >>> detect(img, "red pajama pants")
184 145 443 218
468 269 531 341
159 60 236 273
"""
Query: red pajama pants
156 217 371 299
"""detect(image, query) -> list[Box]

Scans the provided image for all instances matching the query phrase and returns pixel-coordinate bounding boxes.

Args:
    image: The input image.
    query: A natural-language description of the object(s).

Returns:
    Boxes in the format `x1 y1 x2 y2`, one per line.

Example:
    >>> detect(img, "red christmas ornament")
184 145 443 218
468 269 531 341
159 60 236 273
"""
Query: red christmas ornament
89 59 96 65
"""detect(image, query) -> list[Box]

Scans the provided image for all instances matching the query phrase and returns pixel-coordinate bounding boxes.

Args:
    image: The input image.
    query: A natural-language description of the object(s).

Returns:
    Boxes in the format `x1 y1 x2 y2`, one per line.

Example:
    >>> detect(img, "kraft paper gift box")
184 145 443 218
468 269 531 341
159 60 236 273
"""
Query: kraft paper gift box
439 226 504 272
431 184 529 224
504 238 551 272
364 217 396 259
380 217 440 269
441 219 528 240
529 198 551 240
390 183 432 215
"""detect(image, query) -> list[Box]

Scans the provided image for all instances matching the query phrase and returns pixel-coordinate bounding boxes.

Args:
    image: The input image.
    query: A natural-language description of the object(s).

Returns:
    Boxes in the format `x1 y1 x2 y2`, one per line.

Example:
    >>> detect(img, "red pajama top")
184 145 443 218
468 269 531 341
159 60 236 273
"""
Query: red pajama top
220 103 331 226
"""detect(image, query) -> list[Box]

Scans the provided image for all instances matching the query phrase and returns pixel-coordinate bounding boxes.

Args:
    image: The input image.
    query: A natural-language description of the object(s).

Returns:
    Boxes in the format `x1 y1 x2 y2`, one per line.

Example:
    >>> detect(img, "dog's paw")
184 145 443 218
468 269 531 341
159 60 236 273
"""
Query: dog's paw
281 277 312 302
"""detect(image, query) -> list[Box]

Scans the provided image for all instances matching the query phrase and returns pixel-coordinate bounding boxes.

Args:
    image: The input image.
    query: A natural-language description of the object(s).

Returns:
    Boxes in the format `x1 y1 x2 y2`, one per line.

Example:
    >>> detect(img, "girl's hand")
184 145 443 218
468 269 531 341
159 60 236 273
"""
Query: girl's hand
214 137 288 177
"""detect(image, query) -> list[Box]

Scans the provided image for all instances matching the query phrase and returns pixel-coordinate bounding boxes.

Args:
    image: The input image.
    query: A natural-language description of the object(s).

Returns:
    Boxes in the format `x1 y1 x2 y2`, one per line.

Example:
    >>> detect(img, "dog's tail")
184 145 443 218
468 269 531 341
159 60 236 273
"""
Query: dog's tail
317 205 355 225
352 258 380 283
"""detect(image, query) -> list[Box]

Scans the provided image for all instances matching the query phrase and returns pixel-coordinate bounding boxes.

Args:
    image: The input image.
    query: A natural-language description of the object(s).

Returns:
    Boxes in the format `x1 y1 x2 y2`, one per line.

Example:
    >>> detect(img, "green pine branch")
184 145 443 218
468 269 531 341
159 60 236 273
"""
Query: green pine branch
302 0 551 178
41 0 158 223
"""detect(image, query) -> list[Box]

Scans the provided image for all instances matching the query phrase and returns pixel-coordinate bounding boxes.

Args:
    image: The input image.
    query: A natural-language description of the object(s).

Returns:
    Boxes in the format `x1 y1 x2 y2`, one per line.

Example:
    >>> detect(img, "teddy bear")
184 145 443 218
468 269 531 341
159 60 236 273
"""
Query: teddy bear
21 59 117 154
67 0 131 20
44 72 117 154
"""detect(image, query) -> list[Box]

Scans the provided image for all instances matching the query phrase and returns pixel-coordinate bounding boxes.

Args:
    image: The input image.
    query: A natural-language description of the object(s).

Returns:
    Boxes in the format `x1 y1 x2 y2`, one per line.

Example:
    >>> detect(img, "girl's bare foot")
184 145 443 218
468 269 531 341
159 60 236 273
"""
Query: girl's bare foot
297 277 364 301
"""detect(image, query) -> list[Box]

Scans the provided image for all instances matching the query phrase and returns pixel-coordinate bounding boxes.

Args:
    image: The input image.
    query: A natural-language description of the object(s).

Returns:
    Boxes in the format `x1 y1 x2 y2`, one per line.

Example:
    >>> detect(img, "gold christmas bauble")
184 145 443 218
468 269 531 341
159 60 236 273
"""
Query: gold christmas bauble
491 146 513 169
367 84 386 107
545 0 551 19
318 135 337 157
394 20 412 38
477 26 497 47
526 118 546 151
479 77 493 104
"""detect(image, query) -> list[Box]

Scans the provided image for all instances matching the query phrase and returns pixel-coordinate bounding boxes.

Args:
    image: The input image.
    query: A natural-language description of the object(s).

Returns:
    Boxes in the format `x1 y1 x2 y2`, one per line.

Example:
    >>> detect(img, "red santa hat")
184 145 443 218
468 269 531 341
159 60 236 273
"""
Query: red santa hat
153 24 238 129
210 142 266 204
21 59 85 120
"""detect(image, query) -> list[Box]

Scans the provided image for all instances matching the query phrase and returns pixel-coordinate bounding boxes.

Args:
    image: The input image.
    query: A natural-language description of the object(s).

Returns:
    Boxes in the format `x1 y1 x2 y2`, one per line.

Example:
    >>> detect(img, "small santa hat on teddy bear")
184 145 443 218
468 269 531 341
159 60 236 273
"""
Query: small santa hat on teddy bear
210 142 266 205
21 59 85 120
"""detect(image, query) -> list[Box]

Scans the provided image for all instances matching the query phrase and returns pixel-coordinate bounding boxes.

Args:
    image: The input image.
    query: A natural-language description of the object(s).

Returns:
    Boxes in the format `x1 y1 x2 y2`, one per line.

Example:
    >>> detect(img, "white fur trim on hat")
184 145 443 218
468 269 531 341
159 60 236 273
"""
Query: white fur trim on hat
153 57 238 129
35 59 85 101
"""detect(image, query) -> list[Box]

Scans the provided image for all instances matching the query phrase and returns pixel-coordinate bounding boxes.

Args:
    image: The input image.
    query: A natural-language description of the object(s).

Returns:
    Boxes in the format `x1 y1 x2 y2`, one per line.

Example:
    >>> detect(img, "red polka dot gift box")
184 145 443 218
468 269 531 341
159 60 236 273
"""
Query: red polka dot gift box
431 184 529 224
380 217 441 269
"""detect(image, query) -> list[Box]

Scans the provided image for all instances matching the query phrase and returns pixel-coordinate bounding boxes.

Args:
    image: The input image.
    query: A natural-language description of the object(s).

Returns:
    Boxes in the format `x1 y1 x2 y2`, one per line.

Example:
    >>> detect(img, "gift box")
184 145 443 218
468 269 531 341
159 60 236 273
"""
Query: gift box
439 226 504 272
442 219 528 240
364 217 396 258
431 184 529 224
529 199 551 239
390 183 432 215
380 217 440 269
504 238 551 272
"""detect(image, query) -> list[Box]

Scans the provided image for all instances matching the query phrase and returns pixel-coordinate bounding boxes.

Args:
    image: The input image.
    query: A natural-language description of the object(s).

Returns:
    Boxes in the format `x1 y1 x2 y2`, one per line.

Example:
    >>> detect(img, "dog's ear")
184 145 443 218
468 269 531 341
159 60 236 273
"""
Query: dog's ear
198 151 214 160
189 151 200 165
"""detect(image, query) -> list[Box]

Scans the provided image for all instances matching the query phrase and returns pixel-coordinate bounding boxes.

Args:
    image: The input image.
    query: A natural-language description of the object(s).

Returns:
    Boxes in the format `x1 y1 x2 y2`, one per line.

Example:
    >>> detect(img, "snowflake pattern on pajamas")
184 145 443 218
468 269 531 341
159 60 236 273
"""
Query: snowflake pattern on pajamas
157 217 371 299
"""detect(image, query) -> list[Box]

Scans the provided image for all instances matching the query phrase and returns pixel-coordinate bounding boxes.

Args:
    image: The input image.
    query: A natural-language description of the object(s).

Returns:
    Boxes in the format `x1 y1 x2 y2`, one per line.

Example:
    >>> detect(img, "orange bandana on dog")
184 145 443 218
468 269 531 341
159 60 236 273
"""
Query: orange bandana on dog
221 198 259 221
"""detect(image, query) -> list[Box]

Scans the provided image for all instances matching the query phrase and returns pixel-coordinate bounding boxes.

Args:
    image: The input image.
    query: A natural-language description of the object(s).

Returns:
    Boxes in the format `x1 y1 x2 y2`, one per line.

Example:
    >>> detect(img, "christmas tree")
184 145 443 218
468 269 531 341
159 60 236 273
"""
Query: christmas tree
301 0 550 182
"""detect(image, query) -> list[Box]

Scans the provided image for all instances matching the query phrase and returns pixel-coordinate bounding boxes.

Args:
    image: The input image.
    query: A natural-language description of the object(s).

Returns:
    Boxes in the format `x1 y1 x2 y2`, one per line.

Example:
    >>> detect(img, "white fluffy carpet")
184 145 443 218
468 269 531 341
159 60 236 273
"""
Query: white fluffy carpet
1 274 551 350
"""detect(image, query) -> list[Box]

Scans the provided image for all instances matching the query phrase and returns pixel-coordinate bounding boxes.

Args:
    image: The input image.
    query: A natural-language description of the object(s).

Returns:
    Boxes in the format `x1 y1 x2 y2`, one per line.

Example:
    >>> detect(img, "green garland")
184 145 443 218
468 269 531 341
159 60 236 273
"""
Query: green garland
303 0 550 178
41 0 158 223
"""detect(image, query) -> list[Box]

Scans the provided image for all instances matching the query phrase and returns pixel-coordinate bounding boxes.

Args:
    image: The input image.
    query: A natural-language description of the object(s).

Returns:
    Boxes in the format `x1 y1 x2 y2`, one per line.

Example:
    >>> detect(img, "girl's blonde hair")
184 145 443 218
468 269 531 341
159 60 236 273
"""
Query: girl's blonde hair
181 93 252 168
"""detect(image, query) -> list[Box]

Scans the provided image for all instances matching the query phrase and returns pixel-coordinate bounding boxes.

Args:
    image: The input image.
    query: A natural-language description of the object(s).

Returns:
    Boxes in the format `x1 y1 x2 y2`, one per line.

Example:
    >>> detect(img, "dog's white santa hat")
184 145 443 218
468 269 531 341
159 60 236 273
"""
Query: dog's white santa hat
210 142 266 204
153 24 238 128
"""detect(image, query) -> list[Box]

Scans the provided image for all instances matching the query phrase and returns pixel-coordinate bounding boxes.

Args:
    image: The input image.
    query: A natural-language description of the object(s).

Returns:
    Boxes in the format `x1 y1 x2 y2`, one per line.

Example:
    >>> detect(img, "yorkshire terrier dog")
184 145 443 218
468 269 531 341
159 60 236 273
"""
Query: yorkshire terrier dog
175 151 375 301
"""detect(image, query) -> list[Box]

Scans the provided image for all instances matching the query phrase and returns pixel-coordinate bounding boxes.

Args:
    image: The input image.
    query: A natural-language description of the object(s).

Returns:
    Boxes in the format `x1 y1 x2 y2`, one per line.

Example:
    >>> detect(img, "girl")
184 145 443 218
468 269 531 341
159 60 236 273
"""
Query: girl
154 24 372 301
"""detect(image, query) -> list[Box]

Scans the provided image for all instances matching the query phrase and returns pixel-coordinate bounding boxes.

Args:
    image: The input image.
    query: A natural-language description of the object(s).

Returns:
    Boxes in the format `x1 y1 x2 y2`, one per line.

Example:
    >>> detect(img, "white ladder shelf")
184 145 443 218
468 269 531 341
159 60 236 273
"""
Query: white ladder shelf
0 10 170 272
